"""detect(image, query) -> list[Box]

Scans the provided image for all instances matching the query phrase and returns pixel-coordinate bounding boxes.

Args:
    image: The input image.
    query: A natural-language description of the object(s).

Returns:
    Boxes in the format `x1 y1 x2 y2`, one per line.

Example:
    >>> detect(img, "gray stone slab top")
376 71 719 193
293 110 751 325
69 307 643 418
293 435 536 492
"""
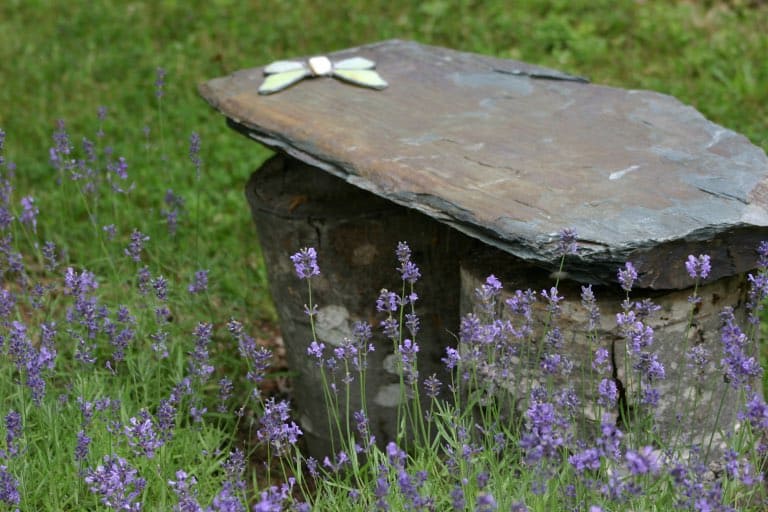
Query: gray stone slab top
199 39 768 289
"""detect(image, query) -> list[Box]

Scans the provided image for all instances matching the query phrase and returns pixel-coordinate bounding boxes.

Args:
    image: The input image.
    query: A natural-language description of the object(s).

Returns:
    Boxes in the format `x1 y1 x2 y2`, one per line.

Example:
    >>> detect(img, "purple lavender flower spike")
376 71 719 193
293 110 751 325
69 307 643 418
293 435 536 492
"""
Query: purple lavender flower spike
157 399 177 440
541 353 571 376
221 449 246 486
162 189 185 235
474 275 502 317
102 224 117 241
398 338 420 391
290 247 320 280
742 393 768 430
685 254 711 280
450 485 465 510
84 454 146 511
596 421 623 461
4 411 21 458
592 347 611 374
187 269 208 294
189 132 202 174
597 378 618 407
617 261 638 292
155 67 166 98
381 317 399 341
632 298 660 320
441 346 461 372
136 266 151 294
257 398 302 456
386 441 407 469
49 119 73 173
374 469 390 511
394 242 421 284
0 288 14 320
125 229 149 263
168 470 203 512
404 312 420 338
580 285 600 330
232 322 272 389
7 320 31 370
399 260 421 285
209 481 244 512
625 446 661 475
757 240 768 269
111 156 129 179
41 240 58 271
217 377 233 413
189 322 214 382
307 340 325 363
541 286 564 316
423 374 442 399
519 392 567 464
123 410 164 459
376 289 398 313
395 241 411 263
616 310 654 354
569 447 601 474
152 275 168 301
150 329 169 359
476 493 497 512
720 307 762 387
557 227 578 256
189 406 207 423
75 430 91 463
746 270 768 324
20 196 38 233
723 448 758 486
507 289 535 313
0 465 20 506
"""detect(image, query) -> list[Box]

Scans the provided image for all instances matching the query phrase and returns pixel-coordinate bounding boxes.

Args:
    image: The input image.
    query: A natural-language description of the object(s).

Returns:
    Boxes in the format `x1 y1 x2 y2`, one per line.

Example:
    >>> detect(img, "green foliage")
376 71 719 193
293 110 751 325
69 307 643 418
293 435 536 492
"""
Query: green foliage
0 1 767 510
2 1 766 321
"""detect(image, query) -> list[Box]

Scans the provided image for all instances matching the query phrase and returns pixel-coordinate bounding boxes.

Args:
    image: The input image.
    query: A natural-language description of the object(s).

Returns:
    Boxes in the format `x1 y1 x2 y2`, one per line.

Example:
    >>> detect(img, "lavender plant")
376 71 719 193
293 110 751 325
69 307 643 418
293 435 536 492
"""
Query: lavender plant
2 59 768 512
0 75 311 510
289 230 768 510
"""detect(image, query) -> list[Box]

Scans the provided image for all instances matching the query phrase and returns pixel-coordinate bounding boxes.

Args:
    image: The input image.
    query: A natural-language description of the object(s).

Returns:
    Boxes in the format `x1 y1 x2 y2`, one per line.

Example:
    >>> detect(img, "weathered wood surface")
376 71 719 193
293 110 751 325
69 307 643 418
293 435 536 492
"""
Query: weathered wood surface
200 39 768 289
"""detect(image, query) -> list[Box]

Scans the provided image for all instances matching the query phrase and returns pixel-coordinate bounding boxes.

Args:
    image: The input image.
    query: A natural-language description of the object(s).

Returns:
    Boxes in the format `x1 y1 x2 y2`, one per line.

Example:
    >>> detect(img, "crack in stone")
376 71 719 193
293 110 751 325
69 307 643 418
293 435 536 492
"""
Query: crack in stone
610 337 632 429
492 67 589 83
462 155 523 176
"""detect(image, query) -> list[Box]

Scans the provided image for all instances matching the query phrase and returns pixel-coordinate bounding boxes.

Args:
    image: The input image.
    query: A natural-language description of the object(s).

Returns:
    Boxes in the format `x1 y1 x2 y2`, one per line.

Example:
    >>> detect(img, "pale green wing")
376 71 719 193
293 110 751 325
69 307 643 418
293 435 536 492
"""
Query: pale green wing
264 60 306 74
258 69 310 94
333 57 375 70
332 69 388 89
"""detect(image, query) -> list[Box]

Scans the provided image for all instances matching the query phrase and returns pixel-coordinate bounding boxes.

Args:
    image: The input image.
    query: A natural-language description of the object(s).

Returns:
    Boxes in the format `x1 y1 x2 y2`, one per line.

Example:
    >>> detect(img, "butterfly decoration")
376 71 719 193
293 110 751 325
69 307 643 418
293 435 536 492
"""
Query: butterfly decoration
258 55 388 95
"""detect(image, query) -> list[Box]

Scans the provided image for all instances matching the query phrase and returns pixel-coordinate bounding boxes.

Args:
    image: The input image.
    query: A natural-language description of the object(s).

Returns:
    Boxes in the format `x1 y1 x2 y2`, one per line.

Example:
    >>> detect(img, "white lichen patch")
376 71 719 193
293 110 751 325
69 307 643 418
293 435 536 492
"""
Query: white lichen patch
374 384 402 407
315 305 352 346
352 243 378 265
299 414 315 434
382 354 399 374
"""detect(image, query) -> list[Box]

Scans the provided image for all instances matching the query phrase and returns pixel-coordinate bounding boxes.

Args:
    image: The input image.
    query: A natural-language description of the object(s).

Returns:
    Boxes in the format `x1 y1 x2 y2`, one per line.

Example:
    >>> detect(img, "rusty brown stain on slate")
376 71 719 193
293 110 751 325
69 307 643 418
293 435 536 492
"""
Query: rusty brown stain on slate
199 40 768 289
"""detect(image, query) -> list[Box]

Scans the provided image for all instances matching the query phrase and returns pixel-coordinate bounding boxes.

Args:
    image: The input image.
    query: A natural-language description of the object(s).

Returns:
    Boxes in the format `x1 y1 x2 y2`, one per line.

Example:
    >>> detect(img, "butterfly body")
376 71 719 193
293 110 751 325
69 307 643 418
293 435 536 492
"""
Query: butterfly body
258 56 388 95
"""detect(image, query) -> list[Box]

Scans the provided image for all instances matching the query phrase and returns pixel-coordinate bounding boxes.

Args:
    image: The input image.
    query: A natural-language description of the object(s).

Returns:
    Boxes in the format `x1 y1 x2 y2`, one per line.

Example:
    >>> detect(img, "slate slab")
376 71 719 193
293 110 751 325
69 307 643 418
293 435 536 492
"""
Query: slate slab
199 39 768 289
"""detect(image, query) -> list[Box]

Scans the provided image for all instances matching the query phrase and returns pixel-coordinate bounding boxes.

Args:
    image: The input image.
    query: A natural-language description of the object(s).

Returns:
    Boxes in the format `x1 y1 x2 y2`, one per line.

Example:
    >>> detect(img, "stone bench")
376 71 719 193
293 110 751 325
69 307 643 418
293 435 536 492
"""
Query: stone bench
199 40 768 456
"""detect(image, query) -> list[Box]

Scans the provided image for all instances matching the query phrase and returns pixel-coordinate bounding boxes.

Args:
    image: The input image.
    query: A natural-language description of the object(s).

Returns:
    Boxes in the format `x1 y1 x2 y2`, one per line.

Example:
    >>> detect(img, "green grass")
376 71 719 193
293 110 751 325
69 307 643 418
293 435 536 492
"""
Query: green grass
1 1 766 327
1 1 768 510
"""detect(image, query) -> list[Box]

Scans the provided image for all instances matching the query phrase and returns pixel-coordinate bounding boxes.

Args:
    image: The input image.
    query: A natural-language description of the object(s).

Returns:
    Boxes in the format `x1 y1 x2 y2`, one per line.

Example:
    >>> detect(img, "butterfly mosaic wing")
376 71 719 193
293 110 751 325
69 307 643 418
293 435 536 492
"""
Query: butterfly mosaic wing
333 57 376 70
258 69 310 95
263 60 306 74
332 69 388 89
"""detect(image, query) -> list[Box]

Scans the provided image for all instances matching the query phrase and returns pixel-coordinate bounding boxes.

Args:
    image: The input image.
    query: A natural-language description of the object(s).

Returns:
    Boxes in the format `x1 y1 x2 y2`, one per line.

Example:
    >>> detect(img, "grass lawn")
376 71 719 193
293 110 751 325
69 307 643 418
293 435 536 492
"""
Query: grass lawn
0 1 767 509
